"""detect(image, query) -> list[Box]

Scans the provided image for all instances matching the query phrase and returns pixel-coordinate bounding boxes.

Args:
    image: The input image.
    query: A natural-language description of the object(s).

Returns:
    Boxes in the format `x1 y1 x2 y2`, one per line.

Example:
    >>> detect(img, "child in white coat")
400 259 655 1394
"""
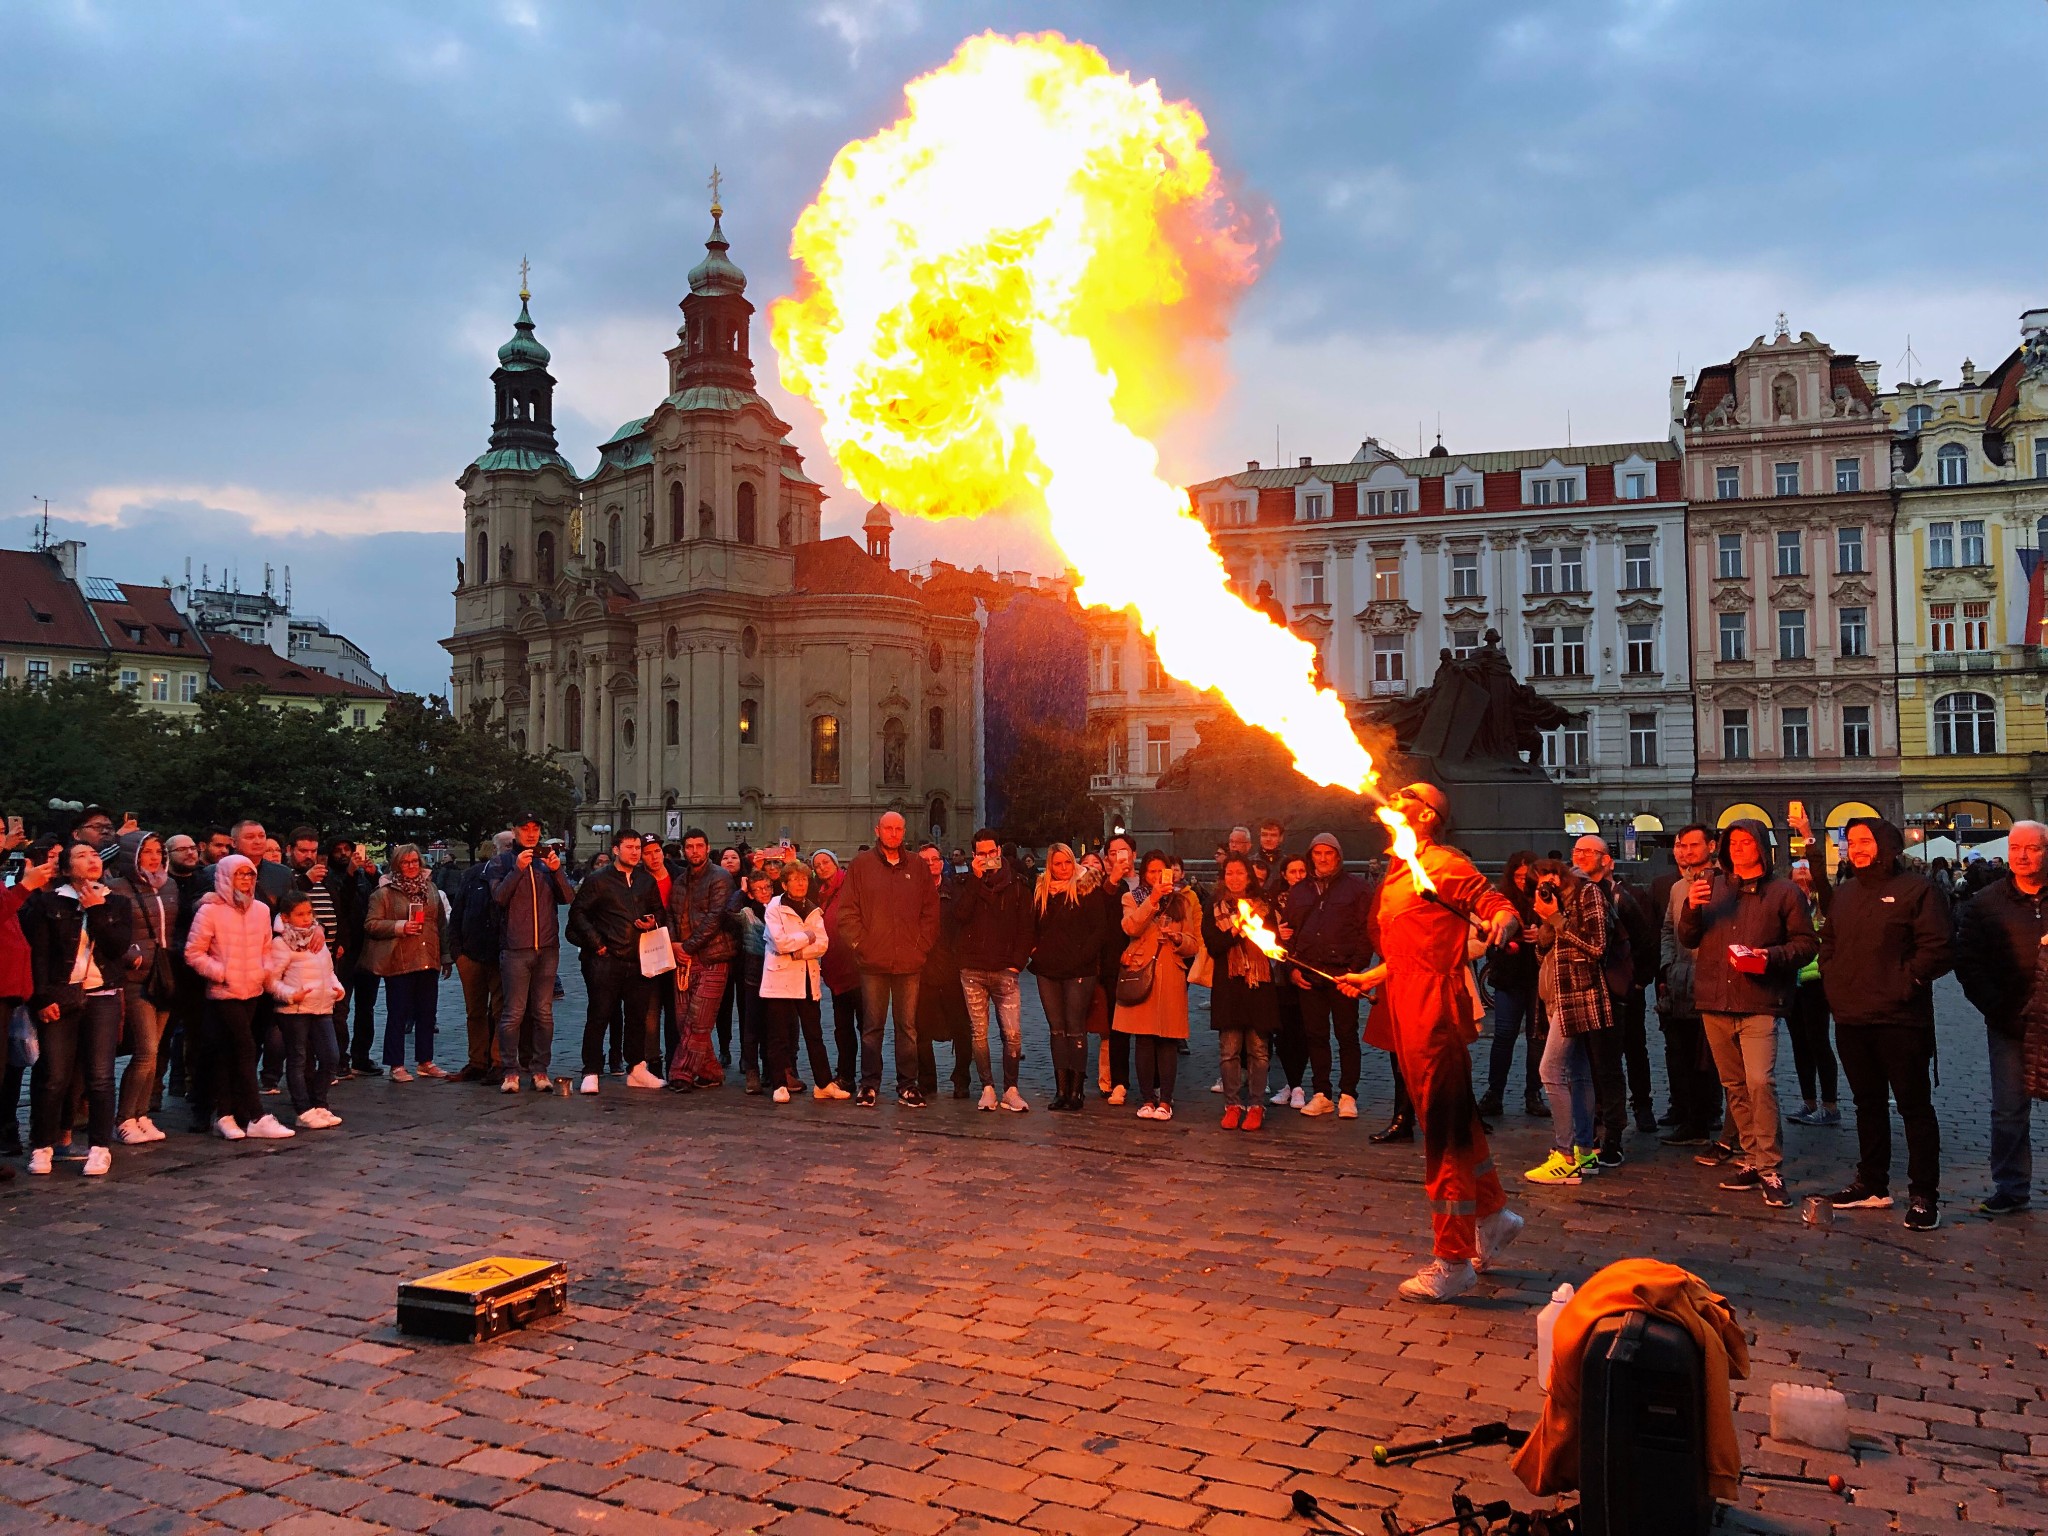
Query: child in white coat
268 891 347 1128
761 864 839 1104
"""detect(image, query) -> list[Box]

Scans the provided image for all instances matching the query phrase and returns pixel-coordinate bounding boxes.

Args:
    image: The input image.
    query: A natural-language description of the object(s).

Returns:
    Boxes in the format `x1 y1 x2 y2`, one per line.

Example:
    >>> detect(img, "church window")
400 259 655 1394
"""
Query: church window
928 795 948 838
536 531 555 584
881 718 907 784
810 715 840 784
511 729 525 753
778 510 792 545
623 714 636 751
475 532 488 584
736 483 757 545
928 705 945 751
669 482 685 542
564 684 583 751
472 656 484 684
739 698 757 745
665 626 679 658
665 699 679 747
741 625 758 658
928 642 943 673
607 513 622 567
699 504 715 540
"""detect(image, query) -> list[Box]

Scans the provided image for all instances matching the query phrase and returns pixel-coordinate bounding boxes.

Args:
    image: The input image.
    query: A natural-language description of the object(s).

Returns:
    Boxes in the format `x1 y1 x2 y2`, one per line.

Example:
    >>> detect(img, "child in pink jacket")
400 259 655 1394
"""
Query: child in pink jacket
184 854 290 1141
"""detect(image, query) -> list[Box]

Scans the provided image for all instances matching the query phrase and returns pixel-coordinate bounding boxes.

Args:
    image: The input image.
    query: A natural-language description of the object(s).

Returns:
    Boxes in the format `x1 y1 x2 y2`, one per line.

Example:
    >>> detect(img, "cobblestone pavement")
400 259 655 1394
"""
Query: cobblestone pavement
0 975 2041 1536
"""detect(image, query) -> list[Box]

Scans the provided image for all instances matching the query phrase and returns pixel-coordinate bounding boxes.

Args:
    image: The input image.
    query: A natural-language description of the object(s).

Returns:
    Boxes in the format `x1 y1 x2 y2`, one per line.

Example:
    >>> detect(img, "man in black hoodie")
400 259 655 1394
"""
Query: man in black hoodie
1817 817 1952 1228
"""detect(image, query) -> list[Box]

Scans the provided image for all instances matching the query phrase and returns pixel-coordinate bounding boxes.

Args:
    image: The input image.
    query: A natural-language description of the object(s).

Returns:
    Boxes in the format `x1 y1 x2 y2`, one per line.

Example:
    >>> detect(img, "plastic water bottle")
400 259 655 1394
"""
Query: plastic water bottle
1536 1283 1574 1392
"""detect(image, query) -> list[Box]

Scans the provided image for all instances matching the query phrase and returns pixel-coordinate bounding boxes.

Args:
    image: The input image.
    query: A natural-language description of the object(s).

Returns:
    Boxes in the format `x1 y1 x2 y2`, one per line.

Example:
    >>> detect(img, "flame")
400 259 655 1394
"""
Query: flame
1377 807 1437 894
771 31 1377 795
1236 899 1286 962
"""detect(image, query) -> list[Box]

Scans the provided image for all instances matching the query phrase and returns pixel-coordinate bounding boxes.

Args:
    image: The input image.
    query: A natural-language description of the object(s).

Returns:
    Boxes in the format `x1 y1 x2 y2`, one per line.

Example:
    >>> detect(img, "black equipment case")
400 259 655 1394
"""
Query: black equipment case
396 1257 567 1343
1578 1310 1711 1536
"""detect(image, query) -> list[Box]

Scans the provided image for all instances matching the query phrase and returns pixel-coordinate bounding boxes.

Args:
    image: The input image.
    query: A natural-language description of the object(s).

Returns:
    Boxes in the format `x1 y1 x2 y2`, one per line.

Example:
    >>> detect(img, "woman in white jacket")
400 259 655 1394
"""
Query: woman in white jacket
760 863 839 1105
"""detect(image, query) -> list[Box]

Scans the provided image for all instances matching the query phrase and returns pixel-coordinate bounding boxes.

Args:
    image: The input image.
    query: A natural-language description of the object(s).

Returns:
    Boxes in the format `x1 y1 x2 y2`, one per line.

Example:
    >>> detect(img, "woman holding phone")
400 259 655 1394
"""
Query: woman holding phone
362 844 452 1082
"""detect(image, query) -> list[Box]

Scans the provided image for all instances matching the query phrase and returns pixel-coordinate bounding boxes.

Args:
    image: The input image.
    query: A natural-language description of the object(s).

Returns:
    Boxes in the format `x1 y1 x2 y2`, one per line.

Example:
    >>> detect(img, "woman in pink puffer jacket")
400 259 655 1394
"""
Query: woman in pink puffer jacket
184 855 291 1142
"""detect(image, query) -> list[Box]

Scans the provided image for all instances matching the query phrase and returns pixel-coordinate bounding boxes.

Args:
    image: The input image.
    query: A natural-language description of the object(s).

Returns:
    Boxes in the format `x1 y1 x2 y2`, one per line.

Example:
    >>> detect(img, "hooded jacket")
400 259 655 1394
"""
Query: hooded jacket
1815 818 1953 1029
1673 818 1816 1015
1278 833 1374 978
183 855 278 1001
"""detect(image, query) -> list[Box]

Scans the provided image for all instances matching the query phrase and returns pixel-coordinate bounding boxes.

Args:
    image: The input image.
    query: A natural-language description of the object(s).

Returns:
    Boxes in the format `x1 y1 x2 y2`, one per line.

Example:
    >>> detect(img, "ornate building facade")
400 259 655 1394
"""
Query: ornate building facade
443 207 984 851
1187 435 1694 841
1884 308 2048 846
1681 324 1900 842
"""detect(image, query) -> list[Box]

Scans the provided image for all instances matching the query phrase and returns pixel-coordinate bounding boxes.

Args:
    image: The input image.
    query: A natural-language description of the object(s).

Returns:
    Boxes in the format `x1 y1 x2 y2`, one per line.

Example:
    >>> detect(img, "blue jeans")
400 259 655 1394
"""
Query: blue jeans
497 946 559 1076
857 971 920 1093
960 967 1023 1092
382 970 440 1068
1540 1023 1596 1153
1988 1026 2033 1202
1485 986 1539 1105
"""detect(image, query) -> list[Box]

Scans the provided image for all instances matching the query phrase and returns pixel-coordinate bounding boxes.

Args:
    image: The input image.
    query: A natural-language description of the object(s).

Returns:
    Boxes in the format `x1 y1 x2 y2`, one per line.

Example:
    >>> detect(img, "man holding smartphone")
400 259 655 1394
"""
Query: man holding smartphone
954 829 1036 1112
490 814 572 1092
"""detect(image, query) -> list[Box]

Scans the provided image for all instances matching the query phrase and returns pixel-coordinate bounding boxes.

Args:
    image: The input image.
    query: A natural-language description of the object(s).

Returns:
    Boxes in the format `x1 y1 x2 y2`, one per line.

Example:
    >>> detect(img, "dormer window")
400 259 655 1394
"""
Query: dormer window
1301 493 1328 521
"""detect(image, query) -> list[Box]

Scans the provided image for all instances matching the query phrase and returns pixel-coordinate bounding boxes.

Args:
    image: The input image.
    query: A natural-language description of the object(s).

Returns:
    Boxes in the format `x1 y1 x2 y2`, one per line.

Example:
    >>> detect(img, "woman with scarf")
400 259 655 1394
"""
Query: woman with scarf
109 832 180 1146
267 890 347 1128
1028 843 1113 1111
19 841 134 1175
1202 853 1280 1130
362 844 452 1082
1117 851 1202 1120
183 853 291 1141
761 862 835 1103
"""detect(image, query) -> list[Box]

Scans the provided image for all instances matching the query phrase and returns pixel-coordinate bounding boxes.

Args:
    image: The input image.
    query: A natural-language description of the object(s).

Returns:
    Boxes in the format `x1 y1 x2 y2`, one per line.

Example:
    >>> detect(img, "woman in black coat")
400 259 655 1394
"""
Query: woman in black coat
1202 853 1280 1130
19 841 134 1176
1028 843 1116 1111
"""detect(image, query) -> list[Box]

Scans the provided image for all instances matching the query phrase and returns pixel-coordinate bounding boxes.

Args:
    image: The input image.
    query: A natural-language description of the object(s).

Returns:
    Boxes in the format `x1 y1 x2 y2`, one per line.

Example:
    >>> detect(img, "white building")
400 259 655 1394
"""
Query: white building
174 562 390 691
1187 437 1694 841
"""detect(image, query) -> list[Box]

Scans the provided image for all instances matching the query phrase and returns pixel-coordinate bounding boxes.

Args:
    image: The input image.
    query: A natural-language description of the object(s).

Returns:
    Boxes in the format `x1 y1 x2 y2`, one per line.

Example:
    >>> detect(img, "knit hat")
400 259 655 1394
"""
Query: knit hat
1309 832 1344 859
812 848 841 869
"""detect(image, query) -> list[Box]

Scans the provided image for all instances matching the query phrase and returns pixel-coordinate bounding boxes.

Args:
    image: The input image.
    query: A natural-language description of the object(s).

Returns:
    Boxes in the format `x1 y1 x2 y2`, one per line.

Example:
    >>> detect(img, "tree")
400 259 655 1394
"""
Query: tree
364 695 574 856
991 720 1100 848
153 689 381 835
0 673 171 823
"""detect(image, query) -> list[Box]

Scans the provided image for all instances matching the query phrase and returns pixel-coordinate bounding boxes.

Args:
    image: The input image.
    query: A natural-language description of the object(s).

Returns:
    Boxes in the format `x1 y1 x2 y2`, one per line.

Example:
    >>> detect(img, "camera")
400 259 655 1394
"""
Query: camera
1536 877 1562 902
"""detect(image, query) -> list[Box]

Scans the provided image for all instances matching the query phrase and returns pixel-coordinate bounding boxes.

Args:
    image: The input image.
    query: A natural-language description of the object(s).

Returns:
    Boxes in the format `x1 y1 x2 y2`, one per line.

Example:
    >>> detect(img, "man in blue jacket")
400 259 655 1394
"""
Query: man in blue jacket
1280 832 1381 1125
490 814 572 1092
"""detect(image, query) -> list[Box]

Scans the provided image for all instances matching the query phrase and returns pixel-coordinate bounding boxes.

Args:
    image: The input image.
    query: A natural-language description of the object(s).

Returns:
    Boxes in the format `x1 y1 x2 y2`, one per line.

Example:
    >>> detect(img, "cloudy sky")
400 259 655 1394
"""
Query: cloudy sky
5 1 2044 693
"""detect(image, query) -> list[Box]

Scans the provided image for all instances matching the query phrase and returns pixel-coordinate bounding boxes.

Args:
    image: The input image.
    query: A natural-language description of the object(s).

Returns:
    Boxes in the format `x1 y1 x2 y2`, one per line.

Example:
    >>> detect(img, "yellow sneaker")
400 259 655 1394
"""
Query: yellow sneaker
1523 1149 1583 1186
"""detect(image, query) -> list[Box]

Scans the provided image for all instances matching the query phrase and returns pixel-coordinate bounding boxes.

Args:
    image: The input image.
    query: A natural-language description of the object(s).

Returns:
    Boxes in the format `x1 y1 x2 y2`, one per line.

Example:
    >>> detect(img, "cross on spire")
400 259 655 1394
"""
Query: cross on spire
519 255 531 301
708 164 723 218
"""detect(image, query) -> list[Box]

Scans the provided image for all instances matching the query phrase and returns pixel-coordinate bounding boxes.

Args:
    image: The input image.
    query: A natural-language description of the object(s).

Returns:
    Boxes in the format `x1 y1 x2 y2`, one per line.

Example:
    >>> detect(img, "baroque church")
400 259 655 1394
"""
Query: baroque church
443 197 985 853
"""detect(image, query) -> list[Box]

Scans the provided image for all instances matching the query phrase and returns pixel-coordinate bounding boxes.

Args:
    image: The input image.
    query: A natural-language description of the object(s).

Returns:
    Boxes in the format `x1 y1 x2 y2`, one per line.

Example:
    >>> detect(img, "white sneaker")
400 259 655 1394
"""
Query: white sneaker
138 1117 166 1142
1475 1208 1524 1274
1210 1078 1224 1094
213 1117 247 1142
82 1147 112 1177
772 1085 791 1104
1269 1085 1293 1106
578 1074 599 1095
27 1147 53 1174
1337 1094 1359 1120
1107 1084 1126 1106
246 1114 295 1140
626 1063 666 1090
977 1085 998 1112
501 1076 521 1093
1136 1102 1158 1119
1001 1086 1029 1113
389 1066 413 1083
1398 1257 1478 1303
1301 1092 1335 1117
1289 1086 1306 1110
116 1119 151 1146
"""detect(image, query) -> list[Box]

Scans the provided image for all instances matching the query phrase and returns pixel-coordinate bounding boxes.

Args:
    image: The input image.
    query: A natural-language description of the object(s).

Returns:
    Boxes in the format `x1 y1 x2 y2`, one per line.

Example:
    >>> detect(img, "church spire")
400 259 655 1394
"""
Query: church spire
489 268 559 456
674 172 756 394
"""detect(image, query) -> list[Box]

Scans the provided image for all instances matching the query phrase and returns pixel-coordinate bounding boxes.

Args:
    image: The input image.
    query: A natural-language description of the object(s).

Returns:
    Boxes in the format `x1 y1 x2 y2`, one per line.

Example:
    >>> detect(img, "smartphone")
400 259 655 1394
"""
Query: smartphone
6 815 21 838
406 900 425 926
1788 799 1806 823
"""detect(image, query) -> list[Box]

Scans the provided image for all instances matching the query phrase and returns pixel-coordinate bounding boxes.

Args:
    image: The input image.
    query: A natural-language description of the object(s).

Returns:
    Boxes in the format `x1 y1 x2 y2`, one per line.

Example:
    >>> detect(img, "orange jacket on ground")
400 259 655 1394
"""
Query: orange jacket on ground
1510 1257 1750 1502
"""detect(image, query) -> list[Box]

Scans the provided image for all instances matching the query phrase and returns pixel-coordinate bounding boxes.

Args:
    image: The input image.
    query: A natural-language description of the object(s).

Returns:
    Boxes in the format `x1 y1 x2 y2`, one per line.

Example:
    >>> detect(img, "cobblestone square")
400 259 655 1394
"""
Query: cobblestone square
1 978 2041 1535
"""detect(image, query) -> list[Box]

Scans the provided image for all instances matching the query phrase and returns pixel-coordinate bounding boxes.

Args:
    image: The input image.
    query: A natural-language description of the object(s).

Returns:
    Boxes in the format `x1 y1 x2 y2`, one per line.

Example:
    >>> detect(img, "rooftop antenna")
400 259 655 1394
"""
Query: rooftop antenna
283 565 292 609
1897 334 1922 386
29 495 50 550
1566 409 1573 448
1417 421 1424 456
1274 424 1281 466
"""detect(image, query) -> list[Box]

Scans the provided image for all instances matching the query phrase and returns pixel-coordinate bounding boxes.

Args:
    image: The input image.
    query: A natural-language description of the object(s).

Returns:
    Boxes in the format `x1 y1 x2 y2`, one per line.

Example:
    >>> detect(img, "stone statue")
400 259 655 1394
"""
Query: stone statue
456 556 465 585
1372 630 1568 764
568 504 584 557
1772 373 1798 420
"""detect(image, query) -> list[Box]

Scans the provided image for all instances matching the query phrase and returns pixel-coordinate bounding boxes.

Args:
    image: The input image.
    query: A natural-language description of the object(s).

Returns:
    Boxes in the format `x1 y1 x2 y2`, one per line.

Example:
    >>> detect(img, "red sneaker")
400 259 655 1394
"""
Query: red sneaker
1241 1105 1265 1132
1221 1104 1244 1131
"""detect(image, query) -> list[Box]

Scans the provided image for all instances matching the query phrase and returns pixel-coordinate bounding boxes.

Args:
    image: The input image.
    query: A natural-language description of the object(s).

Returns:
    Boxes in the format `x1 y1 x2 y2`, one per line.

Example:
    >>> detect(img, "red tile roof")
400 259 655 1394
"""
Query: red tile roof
791 537 926 603
1982 343 2026 428
0 549 107 652
91 583 207 659
206 632 389 699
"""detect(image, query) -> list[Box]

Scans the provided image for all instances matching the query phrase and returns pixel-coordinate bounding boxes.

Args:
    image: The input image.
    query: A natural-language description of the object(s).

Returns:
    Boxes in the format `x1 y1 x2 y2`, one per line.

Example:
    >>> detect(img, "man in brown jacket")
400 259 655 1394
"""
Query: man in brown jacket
837 811 941 1107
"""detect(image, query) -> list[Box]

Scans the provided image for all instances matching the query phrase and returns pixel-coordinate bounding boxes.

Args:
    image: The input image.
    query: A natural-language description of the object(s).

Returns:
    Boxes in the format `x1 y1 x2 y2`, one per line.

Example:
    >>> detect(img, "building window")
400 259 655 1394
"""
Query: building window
736 482 757 544
1365 490 1386 517
1108 647 1122 690
1531 627 1558 677
119 668 139 694
1452 482 1475 510
1229 497 1251 525
1963 600 1990 652
1300 493 1328 521
1389 489 1409 515
881 717 907 784
1373 555 1402 601
1775 462 1801 497
1961 520 1985 566
475 532 489 583
1716 534 1743 579
1718 613 1746 662
1775 530 1803 576
1530 479 1553 507
1716 466 1740 500
810 715 840 784
1089 645 1104 691
1299 560 1326 606
1835 458 1861 493
1777 610 1808 660
1836 526 1863 573
1933 692 1995 755
1528 548 1554 594
665 699 680 746
352 708 366 729
1450 551 1480 598
1782 706 1811 759
563 684 582 751
1561 625 1587 676
1624 471 1648 500
1722 708 1751 760
1839 606 1868 657
1628 712 1658 767
927 794 948 837
1929 602 1956 652
1144 724 1173 776
1623 543 1652 589
27 659 49 685
1936 443 1968 486
1143 647 1165 692
1906 404 1934 432
928 705 945 750
1842 704 1872 758
1625 623 1654 674
2036 437 2048 480
1541 715 1589 773
1372 634 1405 689
149 671 168 702
669 482 686 542
699 505 714 540
181 672 198 702
72 662 93 678
1928 522 1954 567
607 512 622 567
1558 546 1584 592
1450 628 1481 658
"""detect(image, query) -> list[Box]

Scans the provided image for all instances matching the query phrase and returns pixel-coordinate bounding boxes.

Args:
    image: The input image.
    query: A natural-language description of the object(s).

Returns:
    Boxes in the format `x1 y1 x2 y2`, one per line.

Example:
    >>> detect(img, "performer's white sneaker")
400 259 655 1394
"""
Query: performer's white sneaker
1474 1208 1525 1274
1398 1258 1477 1303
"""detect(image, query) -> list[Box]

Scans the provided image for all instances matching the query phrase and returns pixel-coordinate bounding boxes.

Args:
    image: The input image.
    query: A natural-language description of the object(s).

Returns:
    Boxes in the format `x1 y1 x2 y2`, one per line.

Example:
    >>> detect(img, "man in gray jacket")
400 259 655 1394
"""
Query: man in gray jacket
1674 817 1817 1209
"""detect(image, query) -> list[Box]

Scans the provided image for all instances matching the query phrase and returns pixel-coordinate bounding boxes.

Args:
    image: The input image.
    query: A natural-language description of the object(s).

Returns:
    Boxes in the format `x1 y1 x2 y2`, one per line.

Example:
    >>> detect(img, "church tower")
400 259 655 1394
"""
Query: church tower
668 171 755 397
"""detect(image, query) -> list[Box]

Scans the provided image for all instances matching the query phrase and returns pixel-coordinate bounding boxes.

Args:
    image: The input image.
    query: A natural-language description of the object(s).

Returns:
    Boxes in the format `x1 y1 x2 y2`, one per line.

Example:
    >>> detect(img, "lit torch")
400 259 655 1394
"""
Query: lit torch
1235 899 1341 984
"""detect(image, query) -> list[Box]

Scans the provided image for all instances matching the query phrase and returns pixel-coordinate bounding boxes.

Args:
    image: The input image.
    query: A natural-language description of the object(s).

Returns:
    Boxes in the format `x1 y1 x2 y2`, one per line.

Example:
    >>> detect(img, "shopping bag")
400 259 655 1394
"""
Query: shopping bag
638 926 676 977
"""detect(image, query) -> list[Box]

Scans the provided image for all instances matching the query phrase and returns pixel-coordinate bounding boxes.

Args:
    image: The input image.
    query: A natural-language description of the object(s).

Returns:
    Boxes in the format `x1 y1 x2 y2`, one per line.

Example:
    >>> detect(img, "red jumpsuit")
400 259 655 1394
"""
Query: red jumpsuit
1366 844 1513 1263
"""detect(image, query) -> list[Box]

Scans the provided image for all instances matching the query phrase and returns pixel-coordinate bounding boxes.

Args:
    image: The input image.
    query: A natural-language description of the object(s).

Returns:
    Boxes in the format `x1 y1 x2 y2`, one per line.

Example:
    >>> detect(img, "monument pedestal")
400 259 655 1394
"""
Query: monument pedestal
1431 760 1565 869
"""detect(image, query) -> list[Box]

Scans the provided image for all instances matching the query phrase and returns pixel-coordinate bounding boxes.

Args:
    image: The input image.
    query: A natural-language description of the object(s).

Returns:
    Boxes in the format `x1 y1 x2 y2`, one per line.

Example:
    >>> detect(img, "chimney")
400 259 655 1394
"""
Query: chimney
1857 360 1881 390
1246 460 1260 471
1298 455 1312 468
48 538 86 584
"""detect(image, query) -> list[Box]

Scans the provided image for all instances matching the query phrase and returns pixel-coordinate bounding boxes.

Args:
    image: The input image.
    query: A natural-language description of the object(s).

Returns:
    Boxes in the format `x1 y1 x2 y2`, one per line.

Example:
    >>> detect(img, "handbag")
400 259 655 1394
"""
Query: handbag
1187 945 1214 990
1115 957 1156 1006
638 925 676 978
